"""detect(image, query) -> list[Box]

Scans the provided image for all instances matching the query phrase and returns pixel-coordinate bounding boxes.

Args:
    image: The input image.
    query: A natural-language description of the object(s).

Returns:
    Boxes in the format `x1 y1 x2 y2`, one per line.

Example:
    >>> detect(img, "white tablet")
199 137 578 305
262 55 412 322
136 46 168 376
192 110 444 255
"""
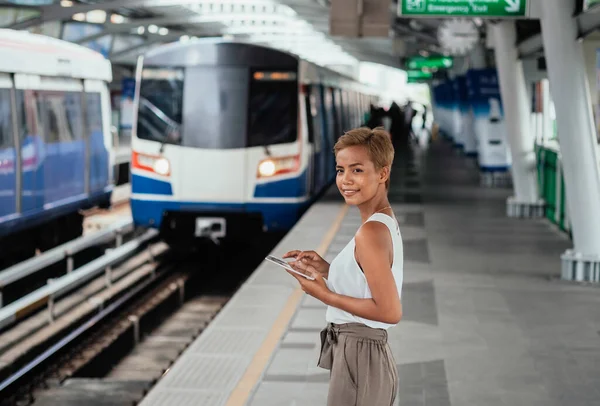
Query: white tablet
265 255 316 280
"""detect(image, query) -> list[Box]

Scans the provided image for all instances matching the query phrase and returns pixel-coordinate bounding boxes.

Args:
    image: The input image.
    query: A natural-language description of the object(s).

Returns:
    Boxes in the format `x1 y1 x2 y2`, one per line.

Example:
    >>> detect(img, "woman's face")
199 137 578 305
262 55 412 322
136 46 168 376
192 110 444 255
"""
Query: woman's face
335 145 387 205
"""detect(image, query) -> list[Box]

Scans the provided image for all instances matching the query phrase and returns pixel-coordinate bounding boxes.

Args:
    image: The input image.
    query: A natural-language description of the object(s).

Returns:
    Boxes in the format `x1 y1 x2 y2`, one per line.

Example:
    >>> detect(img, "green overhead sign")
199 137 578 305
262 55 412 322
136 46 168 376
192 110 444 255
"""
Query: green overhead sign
407 70 433 83
584 0 600 11
399 0 528 18
407 70 433 79
407 56 453 70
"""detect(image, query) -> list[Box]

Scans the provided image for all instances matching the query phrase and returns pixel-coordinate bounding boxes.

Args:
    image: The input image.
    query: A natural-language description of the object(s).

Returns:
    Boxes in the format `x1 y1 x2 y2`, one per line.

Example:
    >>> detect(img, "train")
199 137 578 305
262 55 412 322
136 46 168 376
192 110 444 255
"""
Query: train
0 29 115 263
130 39 379 245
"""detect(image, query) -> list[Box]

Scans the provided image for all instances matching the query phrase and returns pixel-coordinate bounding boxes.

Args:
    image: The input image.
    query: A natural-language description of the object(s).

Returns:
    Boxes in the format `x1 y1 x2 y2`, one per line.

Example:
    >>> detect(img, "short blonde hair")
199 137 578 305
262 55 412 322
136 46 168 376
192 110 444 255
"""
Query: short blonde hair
333 126 395 188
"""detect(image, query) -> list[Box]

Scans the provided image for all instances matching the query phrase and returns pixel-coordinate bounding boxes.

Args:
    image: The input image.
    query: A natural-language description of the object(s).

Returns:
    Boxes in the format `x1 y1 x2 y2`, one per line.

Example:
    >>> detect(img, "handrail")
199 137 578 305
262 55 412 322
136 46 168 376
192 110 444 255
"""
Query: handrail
0 218 134 306
0 229 158 331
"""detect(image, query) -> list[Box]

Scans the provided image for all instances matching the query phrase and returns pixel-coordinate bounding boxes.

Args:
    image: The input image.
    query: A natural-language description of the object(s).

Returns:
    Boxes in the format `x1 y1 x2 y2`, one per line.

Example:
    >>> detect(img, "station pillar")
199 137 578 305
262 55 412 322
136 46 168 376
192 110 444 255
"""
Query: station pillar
491 21 544 218
540 0 600 281
469 42 487 69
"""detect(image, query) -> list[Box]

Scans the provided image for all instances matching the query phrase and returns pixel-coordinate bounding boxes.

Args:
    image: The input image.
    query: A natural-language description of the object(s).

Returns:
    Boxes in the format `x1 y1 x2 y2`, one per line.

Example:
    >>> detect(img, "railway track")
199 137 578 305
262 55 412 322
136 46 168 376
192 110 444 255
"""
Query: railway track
0 233 168 403
0 230 284 406
1 259 228 406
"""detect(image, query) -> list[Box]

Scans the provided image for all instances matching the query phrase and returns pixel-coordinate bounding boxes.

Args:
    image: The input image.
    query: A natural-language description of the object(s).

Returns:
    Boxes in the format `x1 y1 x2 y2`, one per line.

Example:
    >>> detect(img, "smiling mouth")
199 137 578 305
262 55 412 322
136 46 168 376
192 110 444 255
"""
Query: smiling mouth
342 190 358 196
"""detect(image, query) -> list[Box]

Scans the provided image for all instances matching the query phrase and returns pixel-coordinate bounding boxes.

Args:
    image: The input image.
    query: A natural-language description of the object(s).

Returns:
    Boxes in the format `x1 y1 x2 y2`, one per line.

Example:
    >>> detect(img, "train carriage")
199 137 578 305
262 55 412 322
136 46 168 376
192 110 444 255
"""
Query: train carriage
0 29 114 262
130 39 378 244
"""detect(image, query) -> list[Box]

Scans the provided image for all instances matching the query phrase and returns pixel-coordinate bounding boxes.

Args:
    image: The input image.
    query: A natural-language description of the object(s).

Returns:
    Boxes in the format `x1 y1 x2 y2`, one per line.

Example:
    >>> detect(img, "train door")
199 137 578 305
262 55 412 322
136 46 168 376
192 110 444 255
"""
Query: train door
35 81 86 206
0 74 16 219
319 84 334 182
327 87 339 181
337 89 345 133
331 87 341 138
84 81 111 194
304 85 327 194
303 86 317 196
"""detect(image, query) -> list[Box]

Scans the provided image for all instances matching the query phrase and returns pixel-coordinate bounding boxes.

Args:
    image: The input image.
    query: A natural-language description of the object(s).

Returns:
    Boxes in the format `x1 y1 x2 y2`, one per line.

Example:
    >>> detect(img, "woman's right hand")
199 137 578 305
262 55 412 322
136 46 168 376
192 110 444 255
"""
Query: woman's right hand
282 250 330 278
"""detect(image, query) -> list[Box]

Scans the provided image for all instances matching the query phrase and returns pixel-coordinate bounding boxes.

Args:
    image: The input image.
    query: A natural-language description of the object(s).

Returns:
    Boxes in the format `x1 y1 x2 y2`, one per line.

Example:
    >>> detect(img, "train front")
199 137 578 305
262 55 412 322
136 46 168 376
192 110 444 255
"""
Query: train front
130 41 309 245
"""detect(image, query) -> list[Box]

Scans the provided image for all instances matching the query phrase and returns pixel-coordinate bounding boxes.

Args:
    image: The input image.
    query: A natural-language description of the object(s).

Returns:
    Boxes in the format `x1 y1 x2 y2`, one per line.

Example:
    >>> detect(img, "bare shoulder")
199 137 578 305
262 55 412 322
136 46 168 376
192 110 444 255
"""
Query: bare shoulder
355 221 393 268
355 221 393 250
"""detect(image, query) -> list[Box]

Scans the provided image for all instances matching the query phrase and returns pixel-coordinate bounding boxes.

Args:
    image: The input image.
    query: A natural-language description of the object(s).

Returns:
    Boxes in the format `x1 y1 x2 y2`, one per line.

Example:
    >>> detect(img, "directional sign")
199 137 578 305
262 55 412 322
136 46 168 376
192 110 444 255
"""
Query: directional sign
407 56 453 70
399 0 528 18
407 70 433 80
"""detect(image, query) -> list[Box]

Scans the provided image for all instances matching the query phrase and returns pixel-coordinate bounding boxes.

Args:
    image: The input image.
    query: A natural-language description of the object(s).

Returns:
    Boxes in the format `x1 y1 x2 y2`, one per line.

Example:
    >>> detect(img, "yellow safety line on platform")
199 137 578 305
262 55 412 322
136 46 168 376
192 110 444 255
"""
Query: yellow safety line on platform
225 203 349 406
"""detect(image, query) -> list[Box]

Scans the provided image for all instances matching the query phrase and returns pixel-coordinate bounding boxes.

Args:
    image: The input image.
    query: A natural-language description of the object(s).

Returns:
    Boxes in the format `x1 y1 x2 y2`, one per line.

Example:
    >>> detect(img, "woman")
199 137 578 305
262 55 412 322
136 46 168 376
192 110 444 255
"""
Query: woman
283 126 403 406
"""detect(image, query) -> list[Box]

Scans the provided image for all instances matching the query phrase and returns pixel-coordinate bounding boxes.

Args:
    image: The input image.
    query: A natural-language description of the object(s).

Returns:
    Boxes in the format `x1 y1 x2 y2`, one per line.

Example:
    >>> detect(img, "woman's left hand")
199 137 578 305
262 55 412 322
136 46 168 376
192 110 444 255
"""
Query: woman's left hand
287 263 330 303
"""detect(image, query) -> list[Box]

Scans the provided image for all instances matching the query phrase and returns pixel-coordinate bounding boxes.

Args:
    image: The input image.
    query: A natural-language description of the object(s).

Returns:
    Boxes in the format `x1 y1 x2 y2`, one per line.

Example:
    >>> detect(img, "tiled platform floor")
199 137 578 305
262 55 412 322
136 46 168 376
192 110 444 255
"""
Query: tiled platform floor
247 141 600 406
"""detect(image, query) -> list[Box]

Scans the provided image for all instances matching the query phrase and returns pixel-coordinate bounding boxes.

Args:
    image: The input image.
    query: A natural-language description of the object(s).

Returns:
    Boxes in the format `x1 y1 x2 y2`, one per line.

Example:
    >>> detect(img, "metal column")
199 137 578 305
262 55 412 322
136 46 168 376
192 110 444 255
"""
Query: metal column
491 21 544 218
540 0 600 280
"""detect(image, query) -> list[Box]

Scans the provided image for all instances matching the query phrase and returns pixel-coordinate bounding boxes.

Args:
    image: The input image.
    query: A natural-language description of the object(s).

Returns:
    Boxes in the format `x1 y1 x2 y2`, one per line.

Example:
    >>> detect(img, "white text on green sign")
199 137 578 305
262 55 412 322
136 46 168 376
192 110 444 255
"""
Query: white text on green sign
407 56 453 70
400 0 527 18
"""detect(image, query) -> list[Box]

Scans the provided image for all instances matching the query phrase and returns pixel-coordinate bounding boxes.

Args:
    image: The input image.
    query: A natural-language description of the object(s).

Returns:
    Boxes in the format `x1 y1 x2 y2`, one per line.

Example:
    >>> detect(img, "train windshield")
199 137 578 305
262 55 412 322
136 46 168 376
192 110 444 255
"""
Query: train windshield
247 70 298 147
136 68 184 145
182 66 248 149
136 66 298 149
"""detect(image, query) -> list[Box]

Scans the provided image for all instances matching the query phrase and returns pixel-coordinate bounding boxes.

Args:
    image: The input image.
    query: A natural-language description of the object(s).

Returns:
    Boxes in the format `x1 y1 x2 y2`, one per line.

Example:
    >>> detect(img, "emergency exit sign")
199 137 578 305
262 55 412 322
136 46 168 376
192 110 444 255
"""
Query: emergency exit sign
399 0 528 18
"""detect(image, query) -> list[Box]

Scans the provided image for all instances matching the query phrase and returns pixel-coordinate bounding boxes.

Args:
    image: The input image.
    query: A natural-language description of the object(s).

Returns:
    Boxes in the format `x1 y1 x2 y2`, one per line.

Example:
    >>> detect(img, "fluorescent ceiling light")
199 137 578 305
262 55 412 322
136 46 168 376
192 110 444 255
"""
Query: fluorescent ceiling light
86 9 106 24
183 0 358 74
111 14 126 24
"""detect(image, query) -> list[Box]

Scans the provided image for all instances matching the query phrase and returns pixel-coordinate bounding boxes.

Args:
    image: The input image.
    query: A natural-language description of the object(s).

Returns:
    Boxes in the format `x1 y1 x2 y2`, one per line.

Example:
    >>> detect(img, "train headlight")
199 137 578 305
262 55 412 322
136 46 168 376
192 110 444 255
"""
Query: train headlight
153 157 171 176
258 160 277 177
133 151 171 177
257 155 300 178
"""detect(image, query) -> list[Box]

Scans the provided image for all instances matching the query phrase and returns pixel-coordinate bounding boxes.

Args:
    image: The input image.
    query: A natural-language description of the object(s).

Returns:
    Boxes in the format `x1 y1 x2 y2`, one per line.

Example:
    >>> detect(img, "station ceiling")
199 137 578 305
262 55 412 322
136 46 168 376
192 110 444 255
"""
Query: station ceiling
0 0 589 75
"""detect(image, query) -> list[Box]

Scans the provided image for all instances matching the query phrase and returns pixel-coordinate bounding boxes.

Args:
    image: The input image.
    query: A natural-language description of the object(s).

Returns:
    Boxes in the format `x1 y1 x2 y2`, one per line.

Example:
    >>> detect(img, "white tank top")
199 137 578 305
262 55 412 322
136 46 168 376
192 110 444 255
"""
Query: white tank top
325 213 404 330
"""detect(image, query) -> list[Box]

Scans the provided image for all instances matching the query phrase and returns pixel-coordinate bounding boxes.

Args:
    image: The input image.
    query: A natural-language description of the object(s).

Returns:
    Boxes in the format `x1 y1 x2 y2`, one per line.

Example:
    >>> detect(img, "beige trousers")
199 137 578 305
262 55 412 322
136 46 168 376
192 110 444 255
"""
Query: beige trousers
317 323 398 406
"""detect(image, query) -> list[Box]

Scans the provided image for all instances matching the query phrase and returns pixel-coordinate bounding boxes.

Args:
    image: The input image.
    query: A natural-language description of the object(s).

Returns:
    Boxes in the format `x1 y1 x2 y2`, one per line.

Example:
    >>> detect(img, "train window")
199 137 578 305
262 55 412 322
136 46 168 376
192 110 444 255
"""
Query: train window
66 93 83 140
86 92 104 136
38 92 78 143
247 70 298 147
304 94 315 145
137 68 184 145
22 90 42 140
308 86 324 151
0 89 13 149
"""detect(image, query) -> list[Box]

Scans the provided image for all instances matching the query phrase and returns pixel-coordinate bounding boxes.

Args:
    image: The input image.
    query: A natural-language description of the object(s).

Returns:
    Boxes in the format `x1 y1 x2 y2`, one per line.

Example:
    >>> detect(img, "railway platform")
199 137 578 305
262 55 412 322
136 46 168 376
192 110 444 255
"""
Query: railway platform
138 139 600 406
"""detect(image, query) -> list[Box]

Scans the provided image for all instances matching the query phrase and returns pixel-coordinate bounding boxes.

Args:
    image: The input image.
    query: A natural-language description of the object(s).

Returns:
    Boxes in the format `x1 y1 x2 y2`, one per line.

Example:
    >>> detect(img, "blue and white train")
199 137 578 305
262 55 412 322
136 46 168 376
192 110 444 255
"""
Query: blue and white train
130 39 378 244
0 29 114 262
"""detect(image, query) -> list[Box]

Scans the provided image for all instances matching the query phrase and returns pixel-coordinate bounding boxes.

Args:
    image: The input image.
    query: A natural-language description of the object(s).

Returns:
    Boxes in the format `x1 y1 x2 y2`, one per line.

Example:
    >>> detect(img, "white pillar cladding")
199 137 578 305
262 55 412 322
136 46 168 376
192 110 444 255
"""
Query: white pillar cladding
491 21 544 218
462 42 488 159
540 0 600 281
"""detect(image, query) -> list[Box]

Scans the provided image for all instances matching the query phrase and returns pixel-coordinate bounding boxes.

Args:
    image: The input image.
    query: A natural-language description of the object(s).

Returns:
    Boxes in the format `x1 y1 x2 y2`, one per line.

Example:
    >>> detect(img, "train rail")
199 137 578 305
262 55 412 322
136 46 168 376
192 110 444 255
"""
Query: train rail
0 223 283 405
0 245 191 405
0 230 167 399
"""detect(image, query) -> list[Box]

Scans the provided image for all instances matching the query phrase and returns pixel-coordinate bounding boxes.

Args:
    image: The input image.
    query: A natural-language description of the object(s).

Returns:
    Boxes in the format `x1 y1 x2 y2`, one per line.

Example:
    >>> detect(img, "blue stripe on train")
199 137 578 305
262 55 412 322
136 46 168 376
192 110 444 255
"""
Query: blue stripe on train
131 198 309 232
131 174 173 195
253 169 307 198
0 132 111 237
0 187 112 238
